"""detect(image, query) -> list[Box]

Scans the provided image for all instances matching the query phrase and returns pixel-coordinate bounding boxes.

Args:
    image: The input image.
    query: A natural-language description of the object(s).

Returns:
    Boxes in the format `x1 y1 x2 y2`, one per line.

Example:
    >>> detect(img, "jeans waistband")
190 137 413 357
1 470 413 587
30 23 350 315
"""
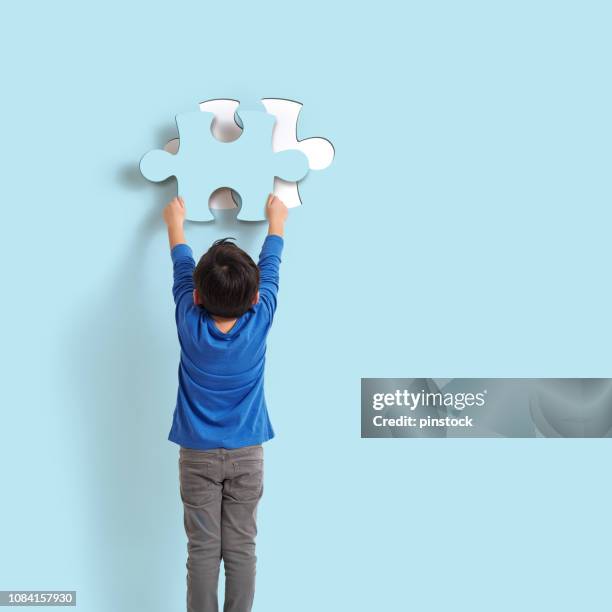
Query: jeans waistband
180 444 263 460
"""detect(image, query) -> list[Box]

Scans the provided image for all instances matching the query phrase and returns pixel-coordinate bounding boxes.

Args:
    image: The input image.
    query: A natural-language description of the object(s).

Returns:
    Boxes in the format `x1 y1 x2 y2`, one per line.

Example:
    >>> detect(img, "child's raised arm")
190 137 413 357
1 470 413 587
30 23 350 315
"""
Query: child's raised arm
163 196 187 248
266 193 288 237
163 196 194 309
257 194 288 321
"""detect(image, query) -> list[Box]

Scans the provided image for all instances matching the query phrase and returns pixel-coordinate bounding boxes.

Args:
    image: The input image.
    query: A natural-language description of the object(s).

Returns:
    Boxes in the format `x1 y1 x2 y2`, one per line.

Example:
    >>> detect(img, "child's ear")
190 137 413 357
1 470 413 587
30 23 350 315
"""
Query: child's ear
193 289 199 305
252 291 259 305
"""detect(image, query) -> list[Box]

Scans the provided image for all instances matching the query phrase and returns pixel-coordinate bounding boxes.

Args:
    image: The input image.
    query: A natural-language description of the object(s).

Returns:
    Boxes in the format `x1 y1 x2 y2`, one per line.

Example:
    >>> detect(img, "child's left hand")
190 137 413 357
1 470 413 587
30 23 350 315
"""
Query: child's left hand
163 196 186 227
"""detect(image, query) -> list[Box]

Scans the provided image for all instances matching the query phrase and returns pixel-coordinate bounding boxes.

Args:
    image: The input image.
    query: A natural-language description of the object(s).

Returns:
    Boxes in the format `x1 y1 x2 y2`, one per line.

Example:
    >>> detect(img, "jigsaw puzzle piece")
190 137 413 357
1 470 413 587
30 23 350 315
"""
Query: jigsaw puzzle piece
162 98 334 212
168 99 331 208
143 103 313 222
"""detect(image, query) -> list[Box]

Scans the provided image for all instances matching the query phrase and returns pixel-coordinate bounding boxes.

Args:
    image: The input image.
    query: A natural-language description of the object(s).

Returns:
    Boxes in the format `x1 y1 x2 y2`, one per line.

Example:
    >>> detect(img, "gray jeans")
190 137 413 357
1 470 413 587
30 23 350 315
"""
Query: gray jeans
179 444 264 612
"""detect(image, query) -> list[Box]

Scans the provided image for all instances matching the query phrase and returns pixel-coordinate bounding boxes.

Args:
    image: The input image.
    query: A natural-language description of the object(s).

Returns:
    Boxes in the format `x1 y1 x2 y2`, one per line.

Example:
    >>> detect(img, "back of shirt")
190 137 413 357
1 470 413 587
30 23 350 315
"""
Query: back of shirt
167 235 284 450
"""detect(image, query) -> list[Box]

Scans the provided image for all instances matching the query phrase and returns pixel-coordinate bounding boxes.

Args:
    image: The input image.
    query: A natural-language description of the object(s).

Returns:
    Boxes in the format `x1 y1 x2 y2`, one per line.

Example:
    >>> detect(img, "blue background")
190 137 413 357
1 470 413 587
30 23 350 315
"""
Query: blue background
1 1 610 610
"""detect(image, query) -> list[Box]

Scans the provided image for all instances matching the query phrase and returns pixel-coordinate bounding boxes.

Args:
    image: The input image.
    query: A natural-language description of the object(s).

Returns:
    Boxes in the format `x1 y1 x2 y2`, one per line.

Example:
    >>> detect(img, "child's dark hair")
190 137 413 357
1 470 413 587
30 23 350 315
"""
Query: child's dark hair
193 238 259 318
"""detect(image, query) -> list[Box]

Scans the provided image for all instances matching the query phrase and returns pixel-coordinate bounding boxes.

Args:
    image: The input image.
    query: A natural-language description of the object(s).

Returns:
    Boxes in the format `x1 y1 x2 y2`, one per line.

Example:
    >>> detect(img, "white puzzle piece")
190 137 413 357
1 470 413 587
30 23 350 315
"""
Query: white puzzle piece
261 98 334 207
164 98 334 211
261 99 335 169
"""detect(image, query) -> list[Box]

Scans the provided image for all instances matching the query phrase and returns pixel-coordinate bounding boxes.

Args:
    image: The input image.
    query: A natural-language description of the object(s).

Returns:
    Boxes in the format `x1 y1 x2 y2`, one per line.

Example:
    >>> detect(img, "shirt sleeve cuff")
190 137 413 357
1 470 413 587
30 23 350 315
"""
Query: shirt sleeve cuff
171 243 193 262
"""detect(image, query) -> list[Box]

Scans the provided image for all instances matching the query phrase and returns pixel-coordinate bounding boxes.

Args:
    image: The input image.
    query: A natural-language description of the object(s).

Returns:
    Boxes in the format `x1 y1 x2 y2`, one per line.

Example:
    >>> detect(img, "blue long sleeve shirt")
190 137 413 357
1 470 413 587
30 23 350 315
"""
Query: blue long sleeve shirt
167 235 283 450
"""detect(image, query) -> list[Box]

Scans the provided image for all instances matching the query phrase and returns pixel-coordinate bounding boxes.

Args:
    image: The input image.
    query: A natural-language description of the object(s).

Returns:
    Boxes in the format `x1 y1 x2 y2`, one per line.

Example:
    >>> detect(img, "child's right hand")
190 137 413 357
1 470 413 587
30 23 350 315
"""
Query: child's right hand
163 196 186 228
266 194 288 232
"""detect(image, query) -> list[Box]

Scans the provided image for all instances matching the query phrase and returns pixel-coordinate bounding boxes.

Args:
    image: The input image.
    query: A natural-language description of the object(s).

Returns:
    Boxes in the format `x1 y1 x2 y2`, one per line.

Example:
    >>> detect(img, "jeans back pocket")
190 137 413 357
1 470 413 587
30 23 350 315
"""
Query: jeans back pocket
229 459 264 502
179 460 215 507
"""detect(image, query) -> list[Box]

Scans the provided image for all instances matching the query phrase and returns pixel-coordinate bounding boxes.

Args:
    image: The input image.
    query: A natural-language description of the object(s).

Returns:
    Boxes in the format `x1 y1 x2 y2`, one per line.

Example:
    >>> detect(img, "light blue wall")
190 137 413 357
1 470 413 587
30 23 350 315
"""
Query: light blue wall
1 1 610 610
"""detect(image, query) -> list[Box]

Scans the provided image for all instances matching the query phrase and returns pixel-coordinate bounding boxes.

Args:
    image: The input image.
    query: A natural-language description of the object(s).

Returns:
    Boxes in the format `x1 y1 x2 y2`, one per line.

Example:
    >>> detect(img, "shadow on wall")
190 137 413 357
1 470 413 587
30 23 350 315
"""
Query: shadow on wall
65 175 266 610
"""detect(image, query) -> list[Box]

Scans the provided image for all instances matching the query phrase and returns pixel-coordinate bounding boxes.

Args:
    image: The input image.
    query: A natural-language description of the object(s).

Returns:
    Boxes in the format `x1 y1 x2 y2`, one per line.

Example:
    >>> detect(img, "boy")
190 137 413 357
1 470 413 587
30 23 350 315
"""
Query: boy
163 194 288 612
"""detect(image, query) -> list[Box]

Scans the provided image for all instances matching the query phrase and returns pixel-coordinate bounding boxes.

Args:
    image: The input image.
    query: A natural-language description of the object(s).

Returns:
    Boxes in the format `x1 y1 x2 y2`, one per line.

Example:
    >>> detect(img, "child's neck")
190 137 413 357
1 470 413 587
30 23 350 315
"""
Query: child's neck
212 316 238 334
